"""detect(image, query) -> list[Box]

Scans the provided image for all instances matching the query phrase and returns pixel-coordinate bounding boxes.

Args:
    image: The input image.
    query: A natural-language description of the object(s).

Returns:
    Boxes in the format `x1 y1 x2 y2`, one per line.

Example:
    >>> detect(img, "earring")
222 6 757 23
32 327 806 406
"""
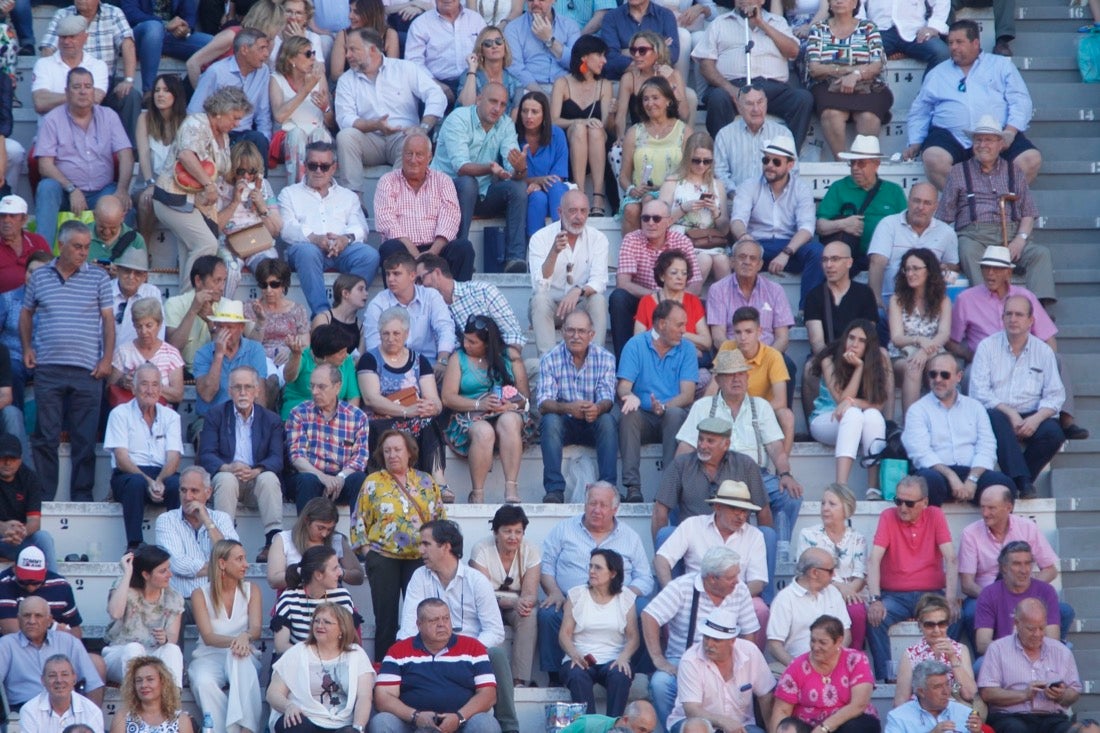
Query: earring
580 60 590 76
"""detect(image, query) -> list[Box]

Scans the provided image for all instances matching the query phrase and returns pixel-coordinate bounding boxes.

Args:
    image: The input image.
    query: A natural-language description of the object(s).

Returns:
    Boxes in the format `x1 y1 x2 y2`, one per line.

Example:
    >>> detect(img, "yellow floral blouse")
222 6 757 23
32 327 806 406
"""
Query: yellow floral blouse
350 469 446 559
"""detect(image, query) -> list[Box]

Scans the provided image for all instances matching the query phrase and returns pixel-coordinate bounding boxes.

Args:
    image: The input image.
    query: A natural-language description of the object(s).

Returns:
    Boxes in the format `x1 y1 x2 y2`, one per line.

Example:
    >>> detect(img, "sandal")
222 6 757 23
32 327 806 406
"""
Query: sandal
468 490 485 504
590 192 607 217
504 480 522 504
865 488 883 501
439 484 456 504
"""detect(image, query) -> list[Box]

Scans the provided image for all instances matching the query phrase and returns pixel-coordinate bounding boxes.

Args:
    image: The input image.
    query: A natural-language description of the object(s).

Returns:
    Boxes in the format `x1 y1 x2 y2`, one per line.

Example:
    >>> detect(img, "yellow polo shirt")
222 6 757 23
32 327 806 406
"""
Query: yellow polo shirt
718 341 790 398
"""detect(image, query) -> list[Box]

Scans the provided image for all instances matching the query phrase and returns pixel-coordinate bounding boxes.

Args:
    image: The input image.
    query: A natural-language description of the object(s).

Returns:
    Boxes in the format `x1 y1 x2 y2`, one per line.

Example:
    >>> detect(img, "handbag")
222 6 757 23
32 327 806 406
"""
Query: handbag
225 223 274 259
173 158 216 193
386 386 420 407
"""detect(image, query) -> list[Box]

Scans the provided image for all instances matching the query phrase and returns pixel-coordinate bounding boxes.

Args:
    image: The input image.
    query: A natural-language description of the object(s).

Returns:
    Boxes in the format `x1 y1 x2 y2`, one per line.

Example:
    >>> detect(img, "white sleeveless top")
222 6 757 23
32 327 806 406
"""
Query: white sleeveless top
273 72 327 132
192 583 252 659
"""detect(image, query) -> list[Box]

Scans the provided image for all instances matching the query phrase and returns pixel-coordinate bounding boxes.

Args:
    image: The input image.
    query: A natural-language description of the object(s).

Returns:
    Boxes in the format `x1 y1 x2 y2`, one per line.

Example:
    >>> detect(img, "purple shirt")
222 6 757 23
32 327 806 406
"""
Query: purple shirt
36 105 131 192
958 516 1059 589
950 284 1056 354
974 579 1060 640
705 274 795 345
978 634 1080 715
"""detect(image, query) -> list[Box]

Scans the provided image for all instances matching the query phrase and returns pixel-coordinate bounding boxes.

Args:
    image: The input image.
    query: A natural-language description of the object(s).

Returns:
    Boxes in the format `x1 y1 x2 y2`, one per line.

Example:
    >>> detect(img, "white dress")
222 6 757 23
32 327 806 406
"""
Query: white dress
188 584 262 733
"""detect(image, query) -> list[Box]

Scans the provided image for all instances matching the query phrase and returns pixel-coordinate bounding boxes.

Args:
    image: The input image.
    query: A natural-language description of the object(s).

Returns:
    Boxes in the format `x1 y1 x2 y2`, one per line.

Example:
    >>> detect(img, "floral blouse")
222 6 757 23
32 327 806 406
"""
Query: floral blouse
155 113 232 199
806 19 887 84
244 299 310 362
350 469 446 560
104 585 185 648
796 524 868 583
775 648 878 725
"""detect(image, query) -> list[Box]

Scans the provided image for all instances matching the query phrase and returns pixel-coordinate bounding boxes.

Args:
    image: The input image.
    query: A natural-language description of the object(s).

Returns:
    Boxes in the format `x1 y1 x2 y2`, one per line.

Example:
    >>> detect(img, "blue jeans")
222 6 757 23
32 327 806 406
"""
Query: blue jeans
34 181 117 249
759 236 824 309
286 241 380 317
562 659 632 717
132 20 214 91
291 471 367 512
762 469 803 544
10 0 32 46
537 605 565 673
0 530 57 572
112 467 182 546
453 176 527 262
650 658 681 728
879 25 950 74
539 412 618 496
867 590 956 680
526 181 568 238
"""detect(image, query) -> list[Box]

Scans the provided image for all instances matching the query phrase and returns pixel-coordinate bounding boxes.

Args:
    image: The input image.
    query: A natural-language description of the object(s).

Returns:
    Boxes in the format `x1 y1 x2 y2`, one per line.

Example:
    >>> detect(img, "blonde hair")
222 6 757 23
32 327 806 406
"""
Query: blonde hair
276 35 313 76
630 30 669 66
121 657 180 719
241 0 286 38
208 540 247 616
673 131 716 182
474 26 513 67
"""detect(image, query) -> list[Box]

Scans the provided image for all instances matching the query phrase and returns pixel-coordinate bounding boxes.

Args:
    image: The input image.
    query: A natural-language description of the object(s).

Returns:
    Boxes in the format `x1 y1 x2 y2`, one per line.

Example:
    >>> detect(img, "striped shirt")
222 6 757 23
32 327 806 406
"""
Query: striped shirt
691 10 795 82
541 514 654 596
536 340 616 408
286 400 370 474
616 230 700 290
937 157 1039 230
377 633 496 714
0 571 82 627
23 260 112 370
969 331 1064 415
41 5 133 74
373 168 461 246
154 507 239 598
806 20 886 77
714 117 794 194
271 587 361 645
448 281 527 349
643 573 760 660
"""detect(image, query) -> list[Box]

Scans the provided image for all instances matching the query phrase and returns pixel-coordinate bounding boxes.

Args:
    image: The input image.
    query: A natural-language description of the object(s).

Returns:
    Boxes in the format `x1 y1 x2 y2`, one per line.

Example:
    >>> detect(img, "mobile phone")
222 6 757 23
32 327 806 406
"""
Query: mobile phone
701 193 714 201
1048 680 1064 688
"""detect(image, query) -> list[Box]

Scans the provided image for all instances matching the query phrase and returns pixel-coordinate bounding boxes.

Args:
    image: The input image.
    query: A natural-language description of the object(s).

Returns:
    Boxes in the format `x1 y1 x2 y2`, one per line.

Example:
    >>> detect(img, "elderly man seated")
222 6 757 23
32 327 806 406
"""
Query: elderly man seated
34 66 133 249
644 548 764 728
432 83 528 273
17 654 104 733
978 598 1080 733
766 548 851 668
104 363 182 551
885 660 982 733
374 133 475 281
0 196 49 294
90 195 146 266
0 596 105 707
560 701 658 733
192 301 268 418
668 608 775 733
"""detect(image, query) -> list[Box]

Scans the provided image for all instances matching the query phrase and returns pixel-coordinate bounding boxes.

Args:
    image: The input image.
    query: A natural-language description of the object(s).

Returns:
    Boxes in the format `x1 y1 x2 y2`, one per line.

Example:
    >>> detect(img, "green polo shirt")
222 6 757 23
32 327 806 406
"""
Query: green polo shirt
89 223 147 263
816 176 907 255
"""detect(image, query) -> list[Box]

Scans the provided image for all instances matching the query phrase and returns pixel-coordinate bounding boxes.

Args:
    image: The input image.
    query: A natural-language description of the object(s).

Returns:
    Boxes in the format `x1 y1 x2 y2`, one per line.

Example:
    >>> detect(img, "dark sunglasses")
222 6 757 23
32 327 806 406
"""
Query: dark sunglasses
499 576 514 591
629 46 653 55
236 167 259 176
482 37 505 47
640 214 665 223
691 157 713 166
302 49 315 57
927 370 953 381
306 161 333 172
894 498 922 508
258 280 283 290
957 78 966 92
762 155 785 167
739 82 765 94
921 619 950 630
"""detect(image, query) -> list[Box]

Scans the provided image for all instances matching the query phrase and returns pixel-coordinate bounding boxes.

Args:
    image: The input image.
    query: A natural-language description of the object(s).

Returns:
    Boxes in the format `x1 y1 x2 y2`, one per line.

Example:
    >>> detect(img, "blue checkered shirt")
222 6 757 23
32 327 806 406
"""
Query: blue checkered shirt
535 340 616 409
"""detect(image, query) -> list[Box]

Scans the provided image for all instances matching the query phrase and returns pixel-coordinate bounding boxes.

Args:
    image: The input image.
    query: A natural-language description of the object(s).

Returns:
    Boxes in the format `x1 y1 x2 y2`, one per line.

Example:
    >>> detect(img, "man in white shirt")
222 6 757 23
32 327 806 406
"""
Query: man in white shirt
17 654 104 733
405 0 486 97
279 141 379 318
969 296 1065 499
867 182 959 309
766 548 851 666
335 28 447 207
31 16 110 113
397 520 517 733
527 190 609 355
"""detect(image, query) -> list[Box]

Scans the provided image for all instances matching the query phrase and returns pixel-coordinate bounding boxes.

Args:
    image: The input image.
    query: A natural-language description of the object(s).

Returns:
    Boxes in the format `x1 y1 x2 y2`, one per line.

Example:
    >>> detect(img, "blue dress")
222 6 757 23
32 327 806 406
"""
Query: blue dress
525 125 571 237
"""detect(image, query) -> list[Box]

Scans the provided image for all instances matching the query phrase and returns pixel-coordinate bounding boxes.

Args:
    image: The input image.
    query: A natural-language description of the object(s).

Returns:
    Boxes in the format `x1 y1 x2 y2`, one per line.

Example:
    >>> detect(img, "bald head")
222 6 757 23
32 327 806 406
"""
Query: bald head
621 701 658 733
94 194 124 224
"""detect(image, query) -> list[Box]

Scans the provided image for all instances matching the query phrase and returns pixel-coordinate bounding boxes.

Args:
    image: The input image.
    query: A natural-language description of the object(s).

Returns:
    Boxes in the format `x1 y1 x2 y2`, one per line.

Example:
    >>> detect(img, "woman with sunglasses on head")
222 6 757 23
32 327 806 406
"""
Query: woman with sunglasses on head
271 35 334 184
517 90 570 238
888 247 951 416
458 26 525 117
809 318 893 499
618 75 686 234
551 34 612 215
134 74 187 247
330 0 399 81
441 314 532 504
470 504 541 687
244 258 310 381
658 131 729 286
613 31 692 142
893 594 979 709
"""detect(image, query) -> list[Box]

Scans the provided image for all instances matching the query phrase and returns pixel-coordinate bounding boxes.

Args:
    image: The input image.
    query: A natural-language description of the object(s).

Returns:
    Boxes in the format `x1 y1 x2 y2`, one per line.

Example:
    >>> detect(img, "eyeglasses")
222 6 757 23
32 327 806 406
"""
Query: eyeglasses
258 280 283 290
306 161 333 172
762 156 786 167
302 49 315 58
499 576 514 591
903 265 927 273
236 167 259 176
466 314 492 332
629 46 653 55
957 78 966 92
739 82 764 95
563 327 590 336
894 498 923 508
927 370 953 381
482 37 505 47
691 157 713 166
817 565 837 575
115 301 127 324
921 619 950 630
640 214 665 223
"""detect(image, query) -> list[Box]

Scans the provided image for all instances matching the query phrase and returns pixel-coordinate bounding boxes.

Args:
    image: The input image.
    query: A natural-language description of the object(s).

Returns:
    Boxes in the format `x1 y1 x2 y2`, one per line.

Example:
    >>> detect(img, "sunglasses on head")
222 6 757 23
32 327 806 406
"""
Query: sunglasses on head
306 161 333 172
466 314 492 332
236 167 259 176
691 157 713 165
258 280 283 290
762 155 786 167
894 498 922 508
482 37 505 47
739 82 764 94
629 45 653 55
641 214 665 223
927 370 953 381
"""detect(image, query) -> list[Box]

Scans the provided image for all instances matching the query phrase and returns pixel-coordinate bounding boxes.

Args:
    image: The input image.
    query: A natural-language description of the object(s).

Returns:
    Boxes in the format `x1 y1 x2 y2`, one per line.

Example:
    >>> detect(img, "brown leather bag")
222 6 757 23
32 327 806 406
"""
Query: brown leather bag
226 223 274 259
386 386 420 407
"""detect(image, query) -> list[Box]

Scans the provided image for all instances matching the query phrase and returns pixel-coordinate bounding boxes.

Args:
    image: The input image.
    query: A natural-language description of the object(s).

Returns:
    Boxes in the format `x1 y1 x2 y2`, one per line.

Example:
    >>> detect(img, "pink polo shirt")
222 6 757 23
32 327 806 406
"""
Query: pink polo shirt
958 515 1059 589
667 639 775 730
951 284 1057 353
874 506 952 592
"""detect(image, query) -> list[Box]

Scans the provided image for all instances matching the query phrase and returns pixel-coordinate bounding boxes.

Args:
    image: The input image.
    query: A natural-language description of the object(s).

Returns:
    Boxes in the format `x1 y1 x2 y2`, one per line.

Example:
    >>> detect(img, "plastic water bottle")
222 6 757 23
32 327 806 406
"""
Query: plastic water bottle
202 713 214 733
776 511 791 565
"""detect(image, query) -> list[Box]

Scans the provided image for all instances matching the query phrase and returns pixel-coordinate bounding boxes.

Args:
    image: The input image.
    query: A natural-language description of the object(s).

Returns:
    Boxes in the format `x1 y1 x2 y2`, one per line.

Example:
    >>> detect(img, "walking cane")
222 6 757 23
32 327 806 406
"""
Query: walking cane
998 193 1020 249
744 13 755 84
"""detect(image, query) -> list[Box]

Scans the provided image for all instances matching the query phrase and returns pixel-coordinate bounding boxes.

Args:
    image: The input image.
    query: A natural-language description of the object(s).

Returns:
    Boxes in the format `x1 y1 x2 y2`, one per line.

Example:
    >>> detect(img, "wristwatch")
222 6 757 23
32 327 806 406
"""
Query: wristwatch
966 474 979 483
456 712 467 726
63 184 76 194
544 35 555 49
123 76 134 83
